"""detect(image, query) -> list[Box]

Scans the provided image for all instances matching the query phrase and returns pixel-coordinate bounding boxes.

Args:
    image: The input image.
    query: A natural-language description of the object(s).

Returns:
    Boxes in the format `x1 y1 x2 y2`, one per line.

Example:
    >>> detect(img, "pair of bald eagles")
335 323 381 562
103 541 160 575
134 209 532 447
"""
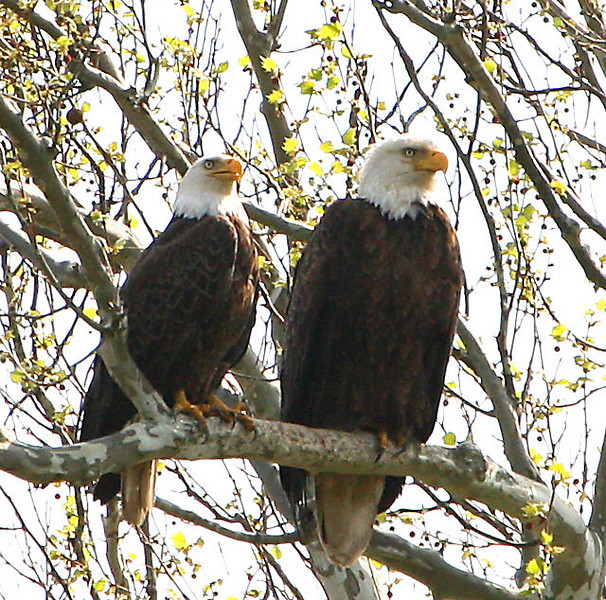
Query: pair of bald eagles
79 136 462 567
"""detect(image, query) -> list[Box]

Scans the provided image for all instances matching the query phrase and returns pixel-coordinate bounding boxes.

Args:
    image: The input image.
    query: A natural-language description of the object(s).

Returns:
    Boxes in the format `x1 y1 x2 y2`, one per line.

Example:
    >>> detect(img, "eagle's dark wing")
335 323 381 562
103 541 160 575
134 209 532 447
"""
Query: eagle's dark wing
80 215 258 504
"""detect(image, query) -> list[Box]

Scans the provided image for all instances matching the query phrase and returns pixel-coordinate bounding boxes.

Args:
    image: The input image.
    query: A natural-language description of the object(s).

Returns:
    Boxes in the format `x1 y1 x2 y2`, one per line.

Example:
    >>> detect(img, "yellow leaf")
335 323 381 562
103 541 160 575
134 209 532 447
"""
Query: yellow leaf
172 531 188 550
551 324 568 341
215 61 229 74
313 22 343 40
598 299 606 311
282 137 299 154
540 530 553 545
309 162 324 177
261 55 278 73
320 141 335 153
333 161 345 173
53 35 73 55
522 502 549 519
83 307 98 321
526 557 548 575
93 580 107 592
549 462 571 479
483 58 497 74
531 449 543 465
199 78 210 94
267 89 284 105
550 179 567 195
239 55 251 67
182 3 196 17
443 432 456 446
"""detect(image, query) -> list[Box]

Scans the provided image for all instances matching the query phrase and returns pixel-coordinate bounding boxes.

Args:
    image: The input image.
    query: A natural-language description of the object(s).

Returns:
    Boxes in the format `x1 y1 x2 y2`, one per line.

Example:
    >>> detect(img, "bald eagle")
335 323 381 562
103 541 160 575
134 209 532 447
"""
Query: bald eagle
80 155 259 525
280 136 462 566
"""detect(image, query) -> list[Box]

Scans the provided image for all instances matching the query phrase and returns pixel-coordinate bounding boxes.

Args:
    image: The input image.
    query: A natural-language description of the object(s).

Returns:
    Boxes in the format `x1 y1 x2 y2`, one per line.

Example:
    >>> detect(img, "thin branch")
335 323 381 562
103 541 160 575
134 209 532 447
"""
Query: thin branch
155 497 298 545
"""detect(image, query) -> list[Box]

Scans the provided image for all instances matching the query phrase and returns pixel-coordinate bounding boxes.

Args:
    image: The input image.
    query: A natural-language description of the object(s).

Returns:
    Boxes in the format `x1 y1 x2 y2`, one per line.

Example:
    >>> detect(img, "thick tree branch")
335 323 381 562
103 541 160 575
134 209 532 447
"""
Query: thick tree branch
456 319 539 481
1 413 601 594
0 417 594 569
367 530 520 600
0 217 86 289
229 0 292 165
0 181 143 272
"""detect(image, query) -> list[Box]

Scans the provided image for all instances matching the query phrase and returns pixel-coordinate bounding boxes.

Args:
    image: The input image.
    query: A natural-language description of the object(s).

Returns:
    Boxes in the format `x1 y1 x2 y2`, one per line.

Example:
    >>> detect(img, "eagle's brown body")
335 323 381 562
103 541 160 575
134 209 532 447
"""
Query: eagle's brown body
280 195 461 565
80 187 258 520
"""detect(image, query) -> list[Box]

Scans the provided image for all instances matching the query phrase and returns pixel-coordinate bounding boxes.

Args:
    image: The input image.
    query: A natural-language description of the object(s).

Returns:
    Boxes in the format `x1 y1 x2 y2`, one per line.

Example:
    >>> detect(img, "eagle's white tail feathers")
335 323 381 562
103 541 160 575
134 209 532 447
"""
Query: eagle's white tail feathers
121 460 158 526
315 473 385 567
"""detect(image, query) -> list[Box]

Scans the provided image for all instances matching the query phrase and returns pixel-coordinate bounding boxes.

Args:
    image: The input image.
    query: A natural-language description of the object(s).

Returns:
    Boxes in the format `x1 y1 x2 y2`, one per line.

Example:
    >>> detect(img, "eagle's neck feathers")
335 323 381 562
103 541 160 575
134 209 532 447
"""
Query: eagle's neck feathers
174 175 248 223
361 185 429 220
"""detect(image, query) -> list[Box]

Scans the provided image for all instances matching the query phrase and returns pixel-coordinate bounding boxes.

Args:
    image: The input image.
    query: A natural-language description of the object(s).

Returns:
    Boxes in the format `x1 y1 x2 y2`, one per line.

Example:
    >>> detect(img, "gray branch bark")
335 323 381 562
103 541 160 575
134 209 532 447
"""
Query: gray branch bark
0 413 600 597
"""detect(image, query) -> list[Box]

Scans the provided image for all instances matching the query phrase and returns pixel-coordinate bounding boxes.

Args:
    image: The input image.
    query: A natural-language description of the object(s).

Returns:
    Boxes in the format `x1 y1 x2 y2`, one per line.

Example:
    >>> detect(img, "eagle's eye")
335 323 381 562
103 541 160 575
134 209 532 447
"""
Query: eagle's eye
203 159 215 169
402 148 416 157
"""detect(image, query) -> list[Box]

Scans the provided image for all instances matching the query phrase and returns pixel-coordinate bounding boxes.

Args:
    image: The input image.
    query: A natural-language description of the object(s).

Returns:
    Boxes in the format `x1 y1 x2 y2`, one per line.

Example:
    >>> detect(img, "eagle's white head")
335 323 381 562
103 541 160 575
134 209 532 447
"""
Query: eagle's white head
357 136 449 220
174 154 248 221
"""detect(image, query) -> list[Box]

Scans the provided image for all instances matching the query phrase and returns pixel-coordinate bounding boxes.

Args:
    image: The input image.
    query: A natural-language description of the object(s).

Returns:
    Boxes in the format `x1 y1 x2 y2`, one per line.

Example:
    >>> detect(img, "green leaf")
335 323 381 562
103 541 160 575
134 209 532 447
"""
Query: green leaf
443 432 456 446
342 128 357 146
326 75 340 89
299 79 316 94
10 370 26 384
309 68 323 81
508 159 520 178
